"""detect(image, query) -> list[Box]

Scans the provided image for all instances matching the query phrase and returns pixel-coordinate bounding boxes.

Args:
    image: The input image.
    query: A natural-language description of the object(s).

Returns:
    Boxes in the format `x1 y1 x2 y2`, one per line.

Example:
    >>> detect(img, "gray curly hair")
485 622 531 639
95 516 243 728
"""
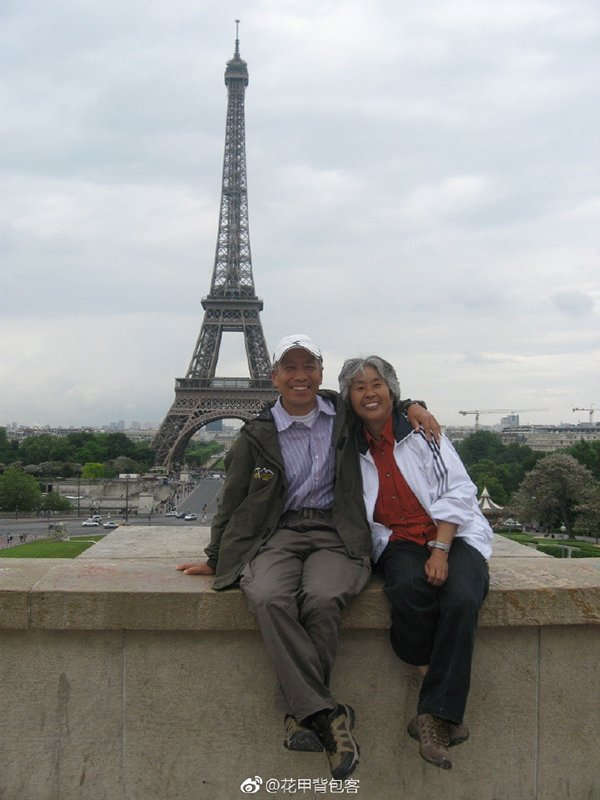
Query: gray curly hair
338 356 401 403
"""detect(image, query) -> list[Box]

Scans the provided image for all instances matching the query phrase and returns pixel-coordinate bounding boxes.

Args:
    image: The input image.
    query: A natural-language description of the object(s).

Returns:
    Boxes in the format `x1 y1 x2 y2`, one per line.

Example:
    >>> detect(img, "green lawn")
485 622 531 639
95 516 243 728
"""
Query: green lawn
0 535 104 558
499 532 600 557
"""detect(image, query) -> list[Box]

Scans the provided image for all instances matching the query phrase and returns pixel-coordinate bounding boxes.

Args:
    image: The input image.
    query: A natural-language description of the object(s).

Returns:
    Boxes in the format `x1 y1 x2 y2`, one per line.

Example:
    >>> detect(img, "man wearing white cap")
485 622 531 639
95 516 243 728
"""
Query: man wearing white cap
177 334 439 779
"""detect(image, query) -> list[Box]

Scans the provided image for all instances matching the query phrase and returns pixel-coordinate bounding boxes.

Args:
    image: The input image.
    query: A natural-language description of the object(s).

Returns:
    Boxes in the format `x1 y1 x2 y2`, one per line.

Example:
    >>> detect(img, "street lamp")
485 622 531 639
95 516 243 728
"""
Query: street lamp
124 475 129 523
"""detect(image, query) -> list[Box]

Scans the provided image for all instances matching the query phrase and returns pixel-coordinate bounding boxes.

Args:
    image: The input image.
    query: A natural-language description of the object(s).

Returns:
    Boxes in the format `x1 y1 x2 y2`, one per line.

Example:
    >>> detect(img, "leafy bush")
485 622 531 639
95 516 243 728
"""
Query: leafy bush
537 544 567 557
536 542 598 558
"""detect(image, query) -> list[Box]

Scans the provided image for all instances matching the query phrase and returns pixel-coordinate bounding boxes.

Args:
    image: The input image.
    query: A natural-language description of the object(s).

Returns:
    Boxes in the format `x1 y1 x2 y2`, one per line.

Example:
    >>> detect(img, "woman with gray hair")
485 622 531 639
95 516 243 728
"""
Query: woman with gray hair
338 356 493 770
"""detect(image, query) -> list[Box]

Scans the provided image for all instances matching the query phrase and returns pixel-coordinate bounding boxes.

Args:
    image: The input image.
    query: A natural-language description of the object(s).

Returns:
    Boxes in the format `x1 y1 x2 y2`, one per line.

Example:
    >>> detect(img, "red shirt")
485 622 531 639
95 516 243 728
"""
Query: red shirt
365 417 437 547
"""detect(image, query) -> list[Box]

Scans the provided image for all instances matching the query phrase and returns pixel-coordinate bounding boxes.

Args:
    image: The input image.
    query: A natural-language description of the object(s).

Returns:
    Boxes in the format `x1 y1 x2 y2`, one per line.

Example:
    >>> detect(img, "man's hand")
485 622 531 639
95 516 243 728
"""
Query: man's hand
424 550 448 586
406 403 441 443
176 562 215 576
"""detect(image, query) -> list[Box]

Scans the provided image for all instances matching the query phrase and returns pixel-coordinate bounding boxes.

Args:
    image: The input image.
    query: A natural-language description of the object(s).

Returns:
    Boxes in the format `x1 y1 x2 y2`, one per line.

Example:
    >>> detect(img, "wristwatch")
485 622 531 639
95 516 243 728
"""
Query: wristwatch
427 540 450 553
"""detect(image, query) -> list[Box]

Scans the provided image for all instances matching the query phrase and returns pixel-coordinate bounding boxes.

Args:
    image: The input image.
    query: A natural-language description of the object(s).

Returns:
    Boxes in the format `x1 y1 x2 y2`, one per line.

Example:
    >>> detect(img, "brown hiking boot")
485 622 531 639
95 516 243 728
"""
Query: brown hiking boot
311 704 360 779
283 715 323 752
408 715 468 747
407 714 452 769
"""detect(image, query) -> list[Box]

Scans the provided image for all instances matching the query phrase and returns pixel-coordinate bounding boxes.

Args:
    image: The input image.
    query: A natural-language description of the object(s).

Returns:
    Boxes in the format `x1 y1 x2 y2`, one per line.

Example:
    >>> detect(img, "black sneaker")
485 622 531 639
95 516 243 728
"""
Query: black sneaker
311 704 359 779
283 715 323 752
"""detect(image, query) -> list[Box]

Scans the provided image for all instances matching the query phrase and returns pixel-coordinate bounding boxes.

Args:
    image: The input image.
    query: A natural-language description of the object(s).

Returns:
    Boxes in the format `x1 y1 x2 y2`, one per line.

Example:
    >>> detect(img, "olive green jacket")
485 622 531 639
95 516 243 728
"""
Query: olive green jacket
205 390 373 590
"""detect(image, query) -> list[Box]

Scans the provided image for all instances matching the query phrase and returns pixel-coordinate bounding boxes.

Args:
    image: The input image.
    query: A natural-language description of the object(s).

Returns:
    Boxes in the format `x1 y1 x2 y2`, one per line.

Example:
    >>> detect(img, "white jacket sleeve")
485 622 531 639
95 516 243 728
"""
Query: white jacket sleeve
419 434 480 529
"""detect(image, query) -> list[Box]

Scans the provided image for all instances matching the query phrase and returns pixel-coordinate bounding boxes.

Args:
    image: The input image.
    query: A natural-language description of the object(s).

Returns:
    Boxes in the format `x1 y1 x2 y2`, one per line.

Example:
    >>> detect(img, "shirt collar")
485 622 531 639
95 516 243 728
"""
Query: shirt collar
271 394 335 432
364 414 395 450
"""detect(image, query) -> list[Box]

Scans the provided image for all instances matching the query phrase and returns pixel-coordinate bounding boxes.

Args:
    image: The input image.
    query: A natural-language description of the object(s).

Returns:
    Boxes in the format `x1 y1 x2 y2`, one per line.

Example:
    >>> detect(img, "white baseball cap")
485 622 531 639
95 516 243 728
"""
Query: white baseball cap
272 334 323 365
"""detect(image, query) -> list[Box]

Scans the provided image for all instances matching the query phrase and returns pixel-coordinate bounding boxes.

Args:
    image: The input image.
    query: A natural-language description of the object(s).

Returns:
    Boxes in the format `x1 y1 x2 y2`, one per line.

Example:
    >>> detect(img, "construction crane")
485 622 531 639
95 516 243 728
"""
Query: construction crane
458 409 546 430
572 406 596 424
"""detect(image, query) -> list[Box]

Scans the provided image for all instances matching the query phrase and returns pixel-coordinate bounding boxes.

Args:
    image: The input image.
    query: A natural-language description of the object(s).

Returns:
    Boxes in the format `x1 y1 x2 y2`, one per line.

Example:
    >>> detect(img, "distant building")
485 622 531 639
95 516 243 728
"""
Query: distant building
5 424 97 442
500 414 519 428
443 425 493 445
108 420 126 432
206 420 224 432
3 423 157 442
501 424 600 452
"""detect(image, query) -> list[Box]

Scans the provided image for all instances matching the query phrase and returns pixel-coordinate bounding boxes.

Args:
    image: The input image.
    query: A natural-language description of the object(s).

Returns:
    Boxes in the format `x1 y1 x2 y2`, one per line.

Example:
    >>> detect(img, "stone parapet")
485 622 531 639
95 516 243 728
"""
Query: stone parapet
1 528 599 800
1 530 598 632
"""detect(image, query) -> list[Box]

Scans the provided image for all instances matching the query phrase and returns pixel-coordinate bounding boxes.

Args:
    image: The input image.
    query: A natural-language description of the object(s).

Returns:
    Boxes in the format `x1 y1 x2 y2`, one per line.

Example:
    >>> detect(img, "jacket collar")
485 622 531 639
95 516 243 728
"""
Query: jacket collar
271 393 336 432
243 390 340 471
254 389 338 423
356 403 413 454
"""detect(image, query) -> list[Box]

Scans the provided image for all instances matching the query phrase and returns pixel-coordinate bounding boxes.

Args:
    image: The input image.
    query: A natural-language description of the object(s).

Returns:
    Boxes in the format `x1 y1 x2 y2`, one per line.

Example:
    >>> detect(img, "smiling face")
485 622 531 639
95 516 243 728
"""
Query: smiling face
349 365 394 436
271 347 323 416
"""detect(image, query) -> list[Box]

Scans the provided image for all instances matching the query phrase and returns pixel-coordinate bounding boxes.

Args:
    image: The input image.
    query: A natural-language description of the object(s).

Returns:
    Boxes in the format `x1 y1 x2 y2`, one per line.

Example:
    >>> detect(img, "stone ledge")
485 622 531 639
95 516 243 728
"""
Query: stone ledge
0 529 599 631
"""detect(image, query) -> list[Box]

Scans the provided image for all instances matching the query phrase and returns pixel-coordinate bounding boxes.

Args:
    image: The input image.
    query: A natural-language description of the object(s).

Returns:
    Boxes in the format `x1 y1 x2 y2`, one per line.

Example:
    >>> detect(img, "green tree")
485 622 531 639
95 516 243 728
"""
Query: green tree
37 461 66 477
103 433 136 460
0 427 18 463
184 440 224 468
19 434 74 465
132 441 155 470
78 442 104 463
457 431 505 467
471 474 507 506
573 485 600 542
81 462 105 479
41 492 73 512
111 456 139 474
23 464 42 476
457 432 541 502
61 462 83 478
568 440 600 481
511 453 597 536
66 432 96 456
14 431 155 474
0 467 42 511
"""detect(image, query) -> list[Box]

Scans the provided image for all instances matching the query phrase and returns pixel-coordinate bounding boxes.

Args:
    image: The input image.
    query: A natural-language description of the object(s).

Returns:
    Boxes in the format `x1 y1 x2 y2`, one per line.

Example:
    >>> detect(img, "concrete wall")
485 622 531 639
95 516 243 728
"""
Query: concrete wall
1 529 599 800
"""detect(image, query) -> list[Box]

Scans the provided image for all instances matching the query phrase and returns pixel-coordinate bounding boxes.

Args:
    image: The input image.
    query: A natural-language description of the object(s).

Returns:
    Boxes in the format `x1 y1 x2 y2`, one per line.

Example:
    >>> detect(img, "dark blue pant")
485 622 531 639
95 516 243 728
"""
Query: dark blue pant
378 538 489 724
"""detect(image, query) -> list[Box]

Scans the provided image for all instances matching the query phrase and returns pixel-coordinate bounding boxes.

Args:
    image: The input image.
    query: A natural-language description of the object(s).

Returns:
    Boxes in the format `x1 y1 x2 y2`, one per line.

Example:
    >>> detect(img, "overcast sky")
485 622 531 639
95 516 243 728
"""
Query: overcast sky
2 0 599 429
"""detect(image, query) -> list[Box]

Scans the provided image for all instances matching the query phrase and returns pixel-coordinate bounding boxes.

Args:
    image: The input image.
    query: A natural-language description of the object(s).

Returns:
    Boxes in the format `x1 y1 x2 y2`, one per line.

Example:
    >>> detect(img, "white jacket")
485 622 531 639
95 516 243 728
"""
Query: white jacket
358 421 493 563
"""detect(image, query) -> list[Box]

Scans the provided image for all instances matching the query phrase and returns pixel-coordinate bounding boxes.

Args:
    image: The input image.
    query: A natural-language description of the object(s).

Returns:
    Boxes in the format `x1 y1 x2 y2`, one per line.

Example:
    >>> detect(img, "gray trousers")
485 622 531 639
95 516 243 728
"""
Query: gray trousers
240 520 371 722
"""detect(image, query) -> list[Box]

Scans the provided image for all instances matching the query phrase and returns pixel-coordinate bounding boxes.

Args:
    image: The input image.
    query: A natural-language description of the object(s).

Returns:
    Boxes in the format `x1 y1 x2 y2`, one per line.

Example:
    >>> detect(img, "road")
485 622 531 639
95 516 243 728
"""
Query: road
0 477 224 550
177 475 224 518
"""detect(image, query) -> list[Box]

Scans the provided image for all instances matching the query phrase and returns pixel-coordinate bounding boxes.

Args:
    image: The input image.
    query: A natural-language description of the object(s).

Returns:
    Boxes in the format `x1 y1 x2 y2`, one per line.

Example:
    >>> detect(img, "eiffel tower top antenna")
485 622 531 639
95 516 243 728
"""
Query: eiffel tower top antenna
235 19 240 56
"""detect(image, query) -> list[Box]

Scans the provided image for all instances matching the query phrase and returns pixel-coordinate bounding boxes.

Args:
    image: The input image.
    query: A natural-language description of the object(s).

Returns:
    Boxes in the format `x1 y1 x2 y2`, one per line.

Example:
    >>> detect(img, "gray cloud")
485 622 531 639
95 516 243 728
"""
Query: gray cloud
1 0 599 426
552 290 595 316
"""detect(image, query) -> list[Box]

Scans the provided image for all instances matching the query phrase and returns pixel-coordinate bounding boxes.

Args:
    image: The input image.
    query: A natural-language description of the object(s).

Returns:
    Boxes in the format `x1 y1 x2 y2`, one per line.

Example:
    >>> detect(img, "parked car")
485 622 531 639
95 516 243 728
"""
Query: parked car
81 520 100 527
103 521 119 529
175 512 186 519
502 518 523 531
184 514 197 521
165 511 178 517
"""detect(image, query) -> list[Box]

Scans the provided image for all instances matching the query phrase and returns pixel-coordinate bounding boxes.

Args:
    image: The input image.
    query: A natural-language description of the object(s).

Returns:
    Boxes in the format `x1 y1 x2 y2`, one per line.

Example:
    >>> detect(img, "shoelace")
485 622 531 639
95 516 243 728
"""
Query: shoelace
421 717 448 747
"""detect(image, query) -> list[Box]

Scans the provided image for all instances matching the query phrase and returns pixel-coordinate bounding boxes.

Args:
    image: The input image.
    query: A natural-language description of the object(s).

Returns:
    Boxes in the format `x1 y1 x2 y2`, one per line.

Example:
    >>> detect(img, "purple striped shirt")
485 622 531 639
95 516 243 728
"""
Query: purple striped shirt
271 395 336 512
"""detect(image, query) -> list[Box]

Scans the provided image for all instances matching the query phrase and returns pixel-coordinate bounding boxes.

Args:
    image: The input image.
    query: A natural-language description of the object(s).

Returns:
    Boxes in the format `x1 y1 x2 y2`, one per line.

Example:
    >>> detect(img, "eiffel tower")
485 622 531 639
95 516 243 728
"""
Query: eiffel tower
154 26 276 469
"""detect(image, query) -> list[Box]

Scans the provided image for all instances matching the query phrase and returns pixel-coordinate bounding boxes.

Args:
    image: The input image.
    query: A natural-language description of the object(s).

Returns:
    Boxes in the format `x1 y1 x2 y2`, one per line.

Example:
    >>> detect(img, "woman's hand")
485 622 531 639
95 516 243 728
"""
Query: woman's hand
406 404 441 443
424 550 448 586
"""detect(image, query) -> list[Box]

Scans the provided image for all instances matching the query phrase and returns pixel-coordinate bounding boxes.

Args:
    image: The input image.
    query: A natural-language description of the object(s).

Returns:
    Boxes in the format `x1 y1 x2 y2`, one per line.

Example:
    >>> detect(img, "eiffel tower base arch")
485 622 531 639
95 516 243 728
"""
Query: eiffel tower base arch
153 380 276 470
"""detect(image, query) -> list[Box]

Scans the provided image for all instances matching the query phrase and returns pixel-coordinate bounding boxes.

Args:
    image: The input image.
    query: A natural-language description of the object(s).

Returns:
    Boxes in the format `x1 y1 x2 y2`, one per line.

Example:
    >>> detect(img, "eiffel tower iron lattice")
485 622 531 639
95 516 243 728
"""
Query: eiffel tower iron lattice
153 28 276 469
